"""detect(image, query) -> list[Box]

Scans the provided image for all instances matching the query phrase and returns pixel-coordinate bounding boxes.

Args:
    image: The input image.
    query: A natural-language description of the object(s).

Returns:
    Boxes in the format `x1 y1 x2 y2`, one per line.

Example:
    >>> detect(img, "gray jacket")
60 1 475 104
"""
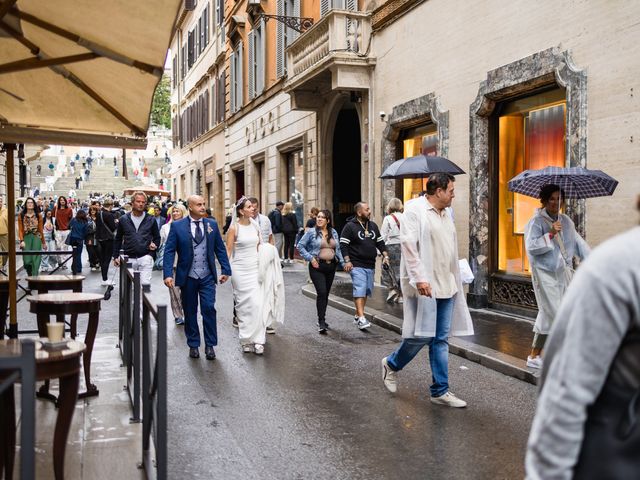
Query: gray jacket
526 226 640 479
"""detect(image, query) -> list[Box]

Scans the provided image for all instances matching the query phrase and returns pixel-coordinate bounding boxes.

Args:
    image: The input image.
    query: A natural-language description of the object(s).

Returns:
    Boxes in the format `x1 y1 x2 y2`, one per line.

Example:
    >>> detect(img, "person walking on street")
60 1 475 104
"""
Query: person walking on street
268 200 285 260
54 196 73 269
41 209 58 272
380 174 474 408
163 195 231 360
380 198 404 304
68 210 89 274
297 210 345 333
112 191 160 286
526 198 640 480
340 202 389 330
95 198 117 285
0 197 8 270
281 202 299 264
226 197 267 354
160 203 188 325
86 205 100 271
18 197 47 276
524 184 589 369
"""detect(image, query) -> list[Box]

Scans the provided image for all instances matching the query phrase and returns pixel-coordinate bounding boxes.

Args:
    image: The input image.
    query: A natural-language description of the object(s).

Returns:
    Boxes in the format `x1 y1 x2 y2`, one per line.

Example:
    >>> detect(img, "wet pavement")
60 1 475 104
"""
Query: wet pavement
12 259 537 479
163 263 536 479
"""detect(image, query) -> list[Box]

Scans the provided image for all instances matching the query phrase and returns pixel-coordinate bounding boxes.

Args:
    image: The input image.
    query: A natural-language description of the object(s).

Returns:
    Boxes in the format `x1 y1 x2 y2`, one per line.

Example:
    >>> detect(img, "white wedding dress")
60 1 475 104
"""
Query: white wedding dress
231 222 265 346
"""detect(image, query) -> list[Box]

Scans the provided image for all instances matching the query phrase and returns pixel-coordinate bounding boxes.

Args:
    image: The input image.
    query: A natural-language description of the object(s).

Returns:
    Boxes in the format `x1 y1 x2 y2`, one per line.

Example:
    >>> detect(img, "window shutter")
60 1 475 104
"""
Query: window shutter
258 18 265 95
230 52 236 113
320 0 330 16
218 0 224 26
220 72 226 121
248 30 255 100
291 0 301 41
237 43 243 109
276 0 284 78
204 6 209 46
346 0 357 51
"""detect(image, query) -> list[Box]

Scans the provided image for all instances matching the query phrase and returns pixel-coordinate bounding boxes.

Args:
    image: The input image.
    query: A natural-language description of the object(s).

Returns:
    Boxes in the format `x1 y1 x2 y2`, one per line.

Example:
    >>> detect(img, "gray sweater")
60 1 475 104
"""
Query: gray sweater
526 226 640 479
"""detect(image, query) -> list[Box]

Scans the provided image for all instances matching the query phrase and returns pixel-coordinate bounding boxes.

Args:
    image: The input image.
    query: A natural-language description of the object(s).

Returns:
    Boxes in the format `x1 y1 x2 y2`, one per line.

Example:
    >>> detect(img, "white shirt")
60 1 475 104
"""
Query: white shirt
254 213 272 244
425 200 458 298
188 215 205 239
381 213 403 245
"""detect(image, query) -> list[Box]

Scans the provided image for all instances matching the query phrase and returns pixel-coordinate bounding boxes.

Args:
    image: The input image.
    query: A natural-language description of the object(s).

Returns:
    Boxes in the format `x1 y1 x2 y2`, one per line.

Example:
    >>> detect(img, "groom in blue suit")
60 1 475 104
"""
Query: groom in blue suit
163 195 231 360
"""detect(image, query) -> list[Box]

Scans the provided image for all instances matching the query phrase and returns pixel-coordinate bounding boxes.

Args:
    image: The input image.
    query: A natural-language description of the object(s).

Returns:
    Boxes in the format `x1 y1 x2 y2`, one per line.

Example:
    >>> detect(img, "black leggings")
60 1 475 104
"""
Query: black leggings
98 239 114 281
308 261 337 321
284 233 297 260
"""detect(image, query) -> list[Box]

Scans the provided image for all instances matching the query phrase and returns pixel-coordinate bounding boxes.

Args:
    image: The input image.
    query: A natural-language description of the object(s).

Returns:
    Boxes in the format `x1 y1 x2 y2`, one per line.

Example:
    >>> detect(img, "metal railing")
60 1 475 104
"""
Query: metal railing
117 255 167 479
0 339 35 479
118 255 141 422
140 285 167 480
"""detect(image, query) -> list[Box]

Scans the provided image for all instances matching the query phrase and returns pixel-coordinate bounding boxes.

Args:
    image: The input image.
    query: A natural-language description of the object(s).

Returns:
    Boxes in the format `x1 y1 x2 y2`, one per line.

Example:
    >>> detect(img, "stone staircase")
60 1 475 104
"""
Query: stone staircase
33 154 168 200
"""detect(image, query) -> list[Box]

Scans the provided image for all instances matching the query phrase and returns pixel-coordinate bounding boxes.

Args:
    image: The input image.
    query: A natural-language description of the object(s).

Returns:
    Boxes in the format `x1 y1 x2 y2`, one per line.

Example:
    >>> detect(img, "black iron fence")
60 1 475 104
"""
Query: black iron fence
141 285 167 480
117 255 167 480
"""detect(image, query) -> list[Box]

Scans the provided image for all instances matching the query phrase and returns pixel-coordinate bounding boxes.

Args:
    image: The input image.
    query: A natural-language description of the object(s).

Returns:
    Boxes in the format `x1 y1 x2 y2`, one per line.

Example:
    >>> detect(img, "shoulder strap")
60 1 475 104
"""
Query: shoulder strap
390 214 400 228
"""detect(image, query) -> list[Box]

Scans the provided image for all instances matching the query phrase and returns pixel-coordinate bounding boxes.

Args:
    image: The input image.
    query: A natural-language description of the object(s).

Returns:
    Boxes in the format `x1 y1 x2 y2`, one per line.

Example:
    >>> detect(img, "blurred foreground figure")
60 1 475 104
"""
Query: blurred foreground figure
526 198 640 479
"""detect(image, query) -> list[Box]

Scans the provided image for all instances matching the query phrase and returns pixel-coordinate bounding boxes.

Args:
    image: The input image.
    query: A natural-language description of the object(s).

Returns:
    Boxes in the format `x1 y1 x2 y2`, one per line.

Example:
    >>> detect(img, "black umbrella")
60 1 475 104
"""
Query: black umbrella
380 154 465 179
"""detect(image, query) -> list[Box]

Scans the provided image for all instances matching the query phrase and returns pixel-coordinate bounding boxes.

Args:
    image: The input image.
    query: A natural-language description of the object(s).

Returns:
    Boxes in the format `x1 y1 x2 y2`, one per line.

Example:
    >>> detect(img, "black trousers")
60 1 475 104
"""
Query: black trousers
309 261 337 322
283 233 296 260
86 241 100 268
98 239 114 281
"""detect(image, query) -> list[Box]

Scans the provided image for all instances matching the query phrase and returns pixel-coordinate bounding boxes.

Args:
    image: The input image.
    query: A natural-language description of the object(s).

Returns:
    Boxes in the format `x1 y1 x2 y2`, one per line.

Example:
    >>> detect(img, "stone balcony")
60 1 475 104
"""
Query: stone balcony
284 9 375 110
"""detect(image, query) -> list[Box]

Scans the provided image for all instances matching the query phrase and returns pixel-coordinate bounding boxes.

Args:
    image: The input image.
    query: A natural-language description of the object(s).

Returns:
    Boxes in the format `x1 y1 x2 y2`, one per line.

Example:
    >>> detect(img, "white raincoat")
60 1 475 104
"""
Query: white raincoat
525 208 590 335
399 196 474 338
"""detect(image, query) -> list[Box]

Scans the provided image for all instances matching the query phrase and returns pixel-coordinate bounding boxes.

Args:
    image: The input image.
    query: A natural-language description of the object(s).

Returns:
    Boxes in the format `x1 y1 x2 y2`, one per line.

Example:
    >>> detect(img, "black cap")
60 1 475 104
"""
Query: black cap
276 201 284 206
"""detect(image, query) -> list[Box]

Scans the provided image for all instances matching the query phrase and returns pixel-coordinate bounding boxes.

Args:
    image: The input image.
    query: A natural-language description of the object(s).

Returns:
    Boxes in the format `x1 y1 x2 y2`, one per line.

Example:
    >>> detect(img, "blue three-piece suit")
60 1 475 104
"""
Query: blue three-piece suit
163 217 231 348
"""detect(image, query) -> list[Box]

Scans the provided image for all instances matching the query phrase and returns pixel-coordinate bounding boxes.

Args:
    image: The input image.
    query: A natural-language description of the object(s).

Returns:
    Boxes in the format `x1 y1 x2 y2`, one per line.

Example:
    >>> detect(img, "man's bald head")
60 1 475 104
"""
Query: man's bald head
187 195 207 219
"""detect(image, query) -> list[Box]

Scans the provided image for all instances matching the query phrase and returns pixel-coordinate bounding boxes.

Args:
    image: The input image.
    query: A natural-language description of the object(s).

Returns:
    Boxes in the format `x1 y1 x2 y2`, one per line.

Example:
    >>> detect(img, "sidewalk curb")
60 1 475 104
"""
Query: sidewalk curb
301 285 540 386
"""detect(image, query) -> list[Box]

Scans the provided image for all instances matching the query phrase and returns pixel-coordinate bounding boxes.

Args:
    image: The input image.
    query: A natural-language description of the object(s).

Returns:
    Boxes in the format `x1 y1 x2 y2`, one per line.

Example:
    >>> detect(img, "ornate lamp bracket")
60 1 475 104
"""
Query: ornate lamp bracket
259 14 313 33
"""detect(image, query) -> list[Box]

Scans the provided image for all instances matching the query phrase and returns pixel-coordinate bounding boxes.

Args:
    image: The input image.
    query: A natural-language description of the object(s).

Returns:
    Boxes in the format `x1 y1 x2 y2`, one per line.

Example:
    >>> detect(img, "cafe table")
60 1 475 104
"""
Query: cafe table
0 339 85 480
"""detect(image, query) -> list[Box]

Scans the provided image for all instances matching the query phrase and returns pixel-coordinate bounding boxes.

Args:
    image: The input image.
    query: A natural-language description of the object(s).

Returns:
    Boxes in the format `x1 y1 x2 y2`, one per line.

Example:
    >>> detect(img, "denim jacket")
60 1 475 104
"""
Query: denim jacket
297 228 344 266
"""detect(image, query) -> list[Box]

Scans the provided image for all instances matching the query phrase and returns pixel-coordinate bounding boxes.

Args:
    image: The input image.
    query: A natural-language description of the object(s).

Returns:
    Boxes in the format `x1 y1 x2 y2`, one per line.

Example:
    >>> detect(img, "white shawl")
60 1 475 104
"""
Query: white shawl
258 243 285 327
399 196 474 338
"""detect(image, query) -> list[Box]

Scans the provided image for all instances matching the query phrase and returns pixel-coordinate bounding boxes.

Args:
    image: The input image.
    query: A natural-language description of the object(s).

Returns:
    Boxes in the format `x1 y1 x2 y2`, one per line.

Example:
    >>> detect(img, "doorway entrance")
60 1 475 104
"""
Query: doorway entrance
332 106 361 233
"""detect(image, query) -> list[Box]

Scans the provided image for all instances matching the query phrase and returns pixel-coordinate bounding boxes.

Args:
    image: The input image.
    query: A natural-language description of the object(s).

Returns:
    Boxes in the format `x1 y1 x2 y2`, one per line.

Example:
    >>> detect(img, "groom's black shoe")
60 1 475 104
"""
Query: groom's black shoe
189 348 200 359
205 346 216 360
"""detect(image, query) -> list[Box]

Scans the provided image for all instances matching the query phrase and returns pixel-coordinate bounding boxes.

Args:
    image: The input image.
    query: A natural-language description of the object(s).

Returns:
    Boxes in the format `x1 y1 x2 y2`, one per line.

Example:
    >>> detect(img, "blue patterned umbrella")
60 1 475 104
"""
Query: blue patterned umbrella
508 166 618 199
380 154 465 179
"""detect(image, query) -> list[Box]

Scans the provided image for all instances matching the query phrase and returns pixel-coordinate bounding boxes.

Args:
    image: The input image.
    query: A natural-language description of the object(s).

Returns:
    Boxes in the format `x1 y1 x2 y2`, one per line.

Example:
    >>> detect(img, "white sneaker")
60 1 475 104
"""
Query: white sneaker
253 344 264 355
356 316 371 330
430 391 467 408
241 344 253 353
381 357 397 393
526 355 543 369
386 291 397 303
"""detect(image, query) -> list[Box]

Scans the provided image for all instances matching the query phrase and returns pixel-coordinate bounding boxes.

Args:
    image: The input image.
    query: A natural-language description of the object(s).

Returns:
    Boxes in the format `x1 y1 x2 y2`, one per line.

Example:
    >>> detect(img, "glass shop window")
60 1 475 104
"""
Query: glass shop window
497 88 566 275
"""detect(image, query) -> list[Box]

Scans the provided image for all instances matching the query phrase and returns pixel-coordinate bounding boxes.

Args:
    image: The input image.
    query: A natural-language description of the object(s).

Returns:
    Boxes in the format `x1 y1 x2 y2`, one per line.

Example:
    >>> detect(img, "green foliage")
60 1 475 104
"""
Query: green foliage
150 75 171 129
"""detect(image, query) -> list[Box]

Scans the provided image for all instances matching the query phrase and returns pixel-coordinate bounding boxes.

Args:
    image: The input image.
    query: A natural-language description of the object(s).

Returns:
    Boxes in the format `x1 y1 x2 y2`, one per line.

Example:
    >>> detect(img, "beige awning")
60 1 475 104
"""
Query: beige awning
0 0 182 147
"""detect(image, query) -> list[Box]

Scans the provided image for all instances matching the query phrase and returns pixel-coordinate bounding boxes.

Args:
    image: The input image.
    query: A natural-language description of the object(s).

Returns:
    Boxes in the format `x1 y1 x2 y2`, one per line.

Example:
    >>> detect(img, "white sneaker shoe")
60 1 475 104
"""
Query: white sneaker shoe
241 344 254 353
381 357 397 393
253 344 264 355
526 355 543 369
430 391 467 408
386 291 397 303
356 316 371 330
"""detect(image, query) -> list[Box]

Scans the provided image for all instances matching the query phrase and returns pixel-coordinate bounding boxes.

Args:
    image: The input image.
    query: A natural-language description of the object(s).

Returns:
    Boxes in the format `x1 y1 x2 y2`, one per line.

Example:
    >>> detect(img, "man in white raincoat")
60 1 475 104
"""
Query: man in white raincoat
380 173 474 408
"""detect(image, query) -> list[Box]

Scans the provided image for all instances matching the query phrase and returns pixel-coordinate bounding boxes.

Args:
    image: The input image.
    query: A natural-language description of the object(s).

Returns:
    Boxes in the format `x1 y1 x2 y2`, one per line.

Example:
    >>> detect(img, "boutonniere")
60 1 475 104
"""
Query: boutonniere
207 224 213 234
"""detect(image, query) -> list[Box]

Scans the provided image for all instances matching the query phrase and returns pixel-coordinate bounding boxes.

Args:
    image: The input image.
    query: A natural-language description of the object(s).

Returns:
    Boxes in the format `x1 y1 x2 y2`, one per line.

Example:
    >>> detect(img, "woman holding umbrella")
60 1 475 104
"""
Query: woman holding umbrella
524 184 590 369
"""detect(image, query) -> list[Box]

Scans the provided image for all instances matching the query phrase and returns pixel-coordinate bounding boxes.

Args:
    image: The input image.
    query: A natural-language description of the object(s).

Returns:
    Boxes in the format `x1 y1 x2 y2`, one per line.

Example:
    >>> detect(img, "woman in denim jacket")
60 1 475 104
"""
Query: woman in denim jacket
297 209 344 333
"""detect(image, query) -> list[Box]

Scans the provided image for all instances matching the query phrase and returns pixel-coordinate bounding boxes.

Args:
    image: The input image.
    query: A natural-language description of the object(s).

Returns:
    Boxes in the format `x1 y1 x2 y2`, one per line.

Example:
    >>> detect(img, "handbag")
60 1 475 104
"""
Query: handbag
573 330 640 479
64 233 72 246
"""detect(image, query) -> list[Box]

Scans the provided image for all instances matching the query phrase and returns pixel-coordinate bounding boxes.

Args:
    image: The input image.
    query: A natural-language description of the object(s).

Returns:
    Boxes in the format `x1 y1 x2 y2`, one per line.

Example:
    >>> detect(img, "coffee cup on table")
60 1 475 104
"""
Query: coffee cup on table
47 322 64 342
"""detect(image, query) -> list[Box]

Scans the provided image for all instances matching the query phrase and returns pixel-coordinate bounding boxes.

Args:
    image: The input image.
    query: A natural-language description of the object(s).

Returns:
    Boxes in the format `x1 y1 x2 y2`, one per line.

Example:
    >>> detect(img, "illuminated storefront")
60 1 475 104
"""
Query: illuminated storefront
496 88 566 277
400 123 437 203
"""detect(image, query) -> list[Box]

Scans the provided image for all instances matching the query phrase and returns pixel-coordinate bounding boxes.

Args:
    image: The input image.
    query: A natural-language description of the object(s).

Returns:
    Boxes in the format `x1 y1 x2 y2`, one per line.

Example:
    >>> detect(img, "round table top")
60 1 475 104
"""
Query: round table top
27 292 104 304
0 339 86 363
26 275 86 283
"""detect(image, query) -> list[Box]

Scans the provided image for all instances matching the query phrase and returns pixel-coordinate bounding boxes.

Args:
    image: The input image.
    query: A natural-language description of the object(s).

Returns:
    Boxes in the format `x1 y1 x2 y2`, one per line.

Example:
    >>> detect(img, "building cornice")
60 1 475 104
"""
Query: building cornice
372 0 426 32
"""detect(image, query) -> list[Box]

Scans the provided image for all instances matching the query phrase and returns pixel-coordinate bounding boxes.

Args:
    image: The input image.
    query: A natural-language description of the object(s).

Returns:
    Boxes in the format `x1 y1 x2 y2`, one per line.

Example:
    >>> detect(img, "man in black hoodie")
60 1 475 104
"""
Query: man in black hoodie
340 202 389 330
112 191 160 287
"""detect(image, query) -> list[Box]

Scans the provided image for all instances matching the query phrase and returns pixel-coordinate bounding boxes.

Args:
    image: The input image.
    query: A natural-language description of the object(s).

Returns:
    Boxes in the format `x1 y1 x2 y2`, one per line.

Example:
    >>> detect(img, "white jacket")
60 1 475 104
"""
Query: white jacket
258 243 285 327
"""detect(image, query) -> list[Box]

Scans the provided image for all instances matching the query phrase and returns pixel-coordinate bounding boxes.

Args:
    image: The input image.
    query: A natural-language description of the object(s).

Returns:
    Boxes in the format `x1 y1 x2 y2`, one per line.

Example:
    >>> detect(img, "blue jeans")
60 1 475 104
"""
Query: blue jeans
181 274 217 348
70 239 83 274
387 297 454 397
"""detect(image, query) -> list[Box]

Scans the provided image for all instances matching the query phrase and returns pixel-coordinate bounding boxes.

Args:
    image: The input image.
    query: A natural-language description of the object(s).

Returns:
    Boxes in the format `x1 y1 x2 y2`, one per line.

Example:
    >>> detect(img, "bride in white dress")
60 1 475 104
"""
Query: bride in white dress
226 197 266 354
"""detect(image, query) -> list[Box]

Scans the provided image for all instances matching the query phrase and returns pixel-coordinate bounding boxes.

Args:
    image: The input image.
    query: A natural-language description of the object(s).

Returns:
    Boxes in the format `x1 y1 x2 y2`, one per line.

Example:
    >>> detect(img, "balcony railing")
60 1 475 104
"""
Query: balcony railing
286 9 373 86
